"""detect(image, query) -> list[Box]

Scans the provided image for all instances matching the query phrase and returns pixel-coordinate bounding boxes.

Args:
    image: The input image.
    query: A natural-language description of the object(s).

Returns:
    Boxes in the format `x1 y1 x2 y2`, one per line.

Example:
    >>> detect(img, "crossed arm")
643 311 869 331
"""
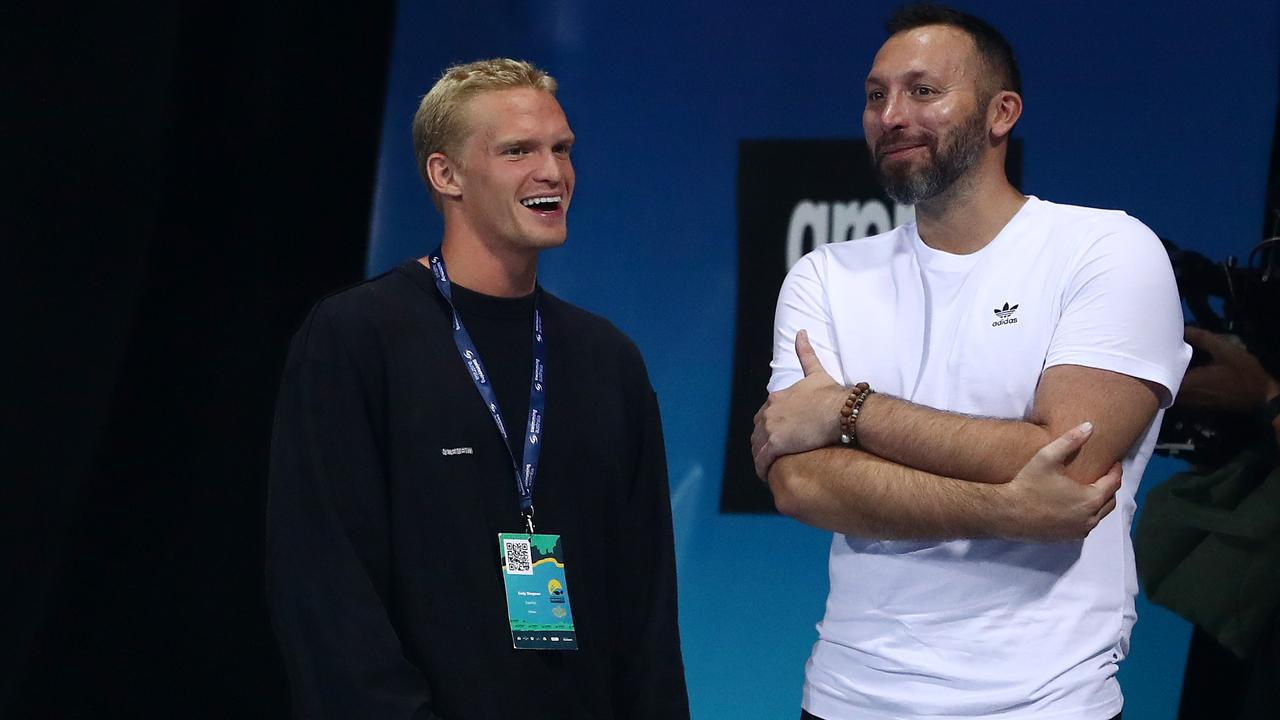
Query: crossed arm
751 330 1162 541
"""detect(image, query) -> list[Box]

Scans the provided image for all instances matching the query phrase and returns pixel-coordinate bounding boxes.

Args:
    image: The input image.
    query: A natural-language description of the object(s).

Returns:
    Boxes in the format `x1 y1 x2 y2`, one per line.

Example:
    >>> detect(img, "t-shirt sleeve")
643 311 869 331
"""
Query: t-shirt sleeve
267 300 441 720
1043 215 1191 408
769 250 842 393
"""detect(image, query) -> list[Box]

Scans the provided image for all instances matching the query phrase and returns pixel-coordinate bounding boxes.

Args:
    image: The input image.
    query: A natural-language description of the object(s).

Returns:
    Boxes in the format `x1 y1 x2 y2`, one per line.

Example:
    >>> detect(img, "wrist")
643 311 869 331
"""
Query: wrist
853 391 882 448
824 386 849 445
980 482 1019 540
838 382 874 446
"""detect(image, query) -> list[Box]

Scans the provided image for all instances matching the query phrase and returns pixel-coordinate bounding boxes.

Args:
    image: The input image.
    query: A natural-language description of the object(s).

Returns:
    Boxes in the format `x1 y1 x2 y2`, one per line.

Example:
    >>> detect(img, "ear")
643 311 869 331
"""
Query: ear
426 152 463 200
988 90 1022 141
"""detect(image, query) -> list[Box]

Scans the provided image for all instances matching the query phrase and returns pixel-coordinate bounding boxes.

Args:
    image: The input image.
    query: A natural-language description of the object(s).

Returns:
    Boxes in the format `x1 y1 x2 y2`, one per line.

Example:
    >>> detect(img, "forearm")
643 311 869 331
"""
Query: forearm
768 447 1006 540
268 481 436 718
269 352 435 718
267 483 437 719
855 393 1047 484
769 420 1120 542
854 365 1160 485
613 388 690 720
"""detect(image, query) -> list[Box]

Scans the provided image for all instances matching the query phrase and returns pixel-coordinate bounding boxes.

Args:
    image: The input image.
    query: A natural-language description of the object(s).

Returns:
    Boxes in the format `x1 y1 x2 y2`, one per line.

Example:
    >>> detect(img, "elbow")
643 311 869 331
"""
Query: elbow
767 460 808 520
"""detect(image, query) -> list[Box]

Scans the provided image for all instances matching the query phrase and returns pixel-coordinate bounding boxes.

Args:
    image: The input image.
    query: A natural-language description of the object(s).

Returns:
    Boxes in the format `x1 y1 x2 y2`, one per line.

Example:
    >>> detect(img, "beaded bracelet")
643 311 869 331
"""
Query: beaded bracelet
839 382 874 446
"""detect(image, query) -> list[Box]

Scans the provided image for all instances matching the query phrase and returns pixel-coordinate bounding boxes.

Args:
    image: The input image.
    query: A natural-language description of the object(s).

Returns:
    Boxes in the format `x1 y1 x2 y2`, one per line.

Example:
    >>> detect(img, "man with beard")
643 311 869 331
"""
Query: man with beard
750 5 1189 720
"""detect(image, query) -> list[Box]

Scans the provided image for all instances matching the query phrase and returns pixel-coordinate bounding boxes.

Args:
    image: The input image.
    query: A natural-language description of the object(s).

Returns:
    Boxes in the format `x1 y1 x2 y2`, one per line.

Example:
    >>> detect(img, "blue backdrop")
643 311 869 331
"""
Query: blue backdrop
366 2 1279 718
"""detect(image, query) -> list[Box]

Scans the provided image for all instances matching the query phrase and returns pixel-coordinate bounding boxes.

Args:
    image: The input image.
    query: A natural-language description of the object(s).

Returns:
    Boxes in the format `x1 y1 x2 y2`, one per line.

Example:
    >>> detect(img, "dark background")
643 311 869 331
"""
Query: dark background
5 3 393 715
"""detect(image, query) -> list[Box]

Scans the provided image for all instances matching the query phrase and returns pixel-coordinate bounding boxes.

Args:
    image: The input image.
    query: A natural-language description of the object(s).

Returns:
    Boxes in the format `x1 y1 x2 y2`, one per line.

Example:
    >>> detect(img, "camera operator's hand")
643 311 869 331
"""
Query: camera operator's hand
1178 327 1280 416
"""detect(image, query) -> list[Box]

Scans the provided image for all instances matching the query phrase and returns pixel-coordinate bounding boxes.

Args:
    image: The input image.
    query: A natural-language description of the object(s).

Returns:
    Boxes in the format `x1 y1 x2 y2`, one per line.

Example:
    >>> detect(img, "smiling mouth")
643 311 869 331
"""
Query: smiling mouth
879 144 927 161
520 195 563 213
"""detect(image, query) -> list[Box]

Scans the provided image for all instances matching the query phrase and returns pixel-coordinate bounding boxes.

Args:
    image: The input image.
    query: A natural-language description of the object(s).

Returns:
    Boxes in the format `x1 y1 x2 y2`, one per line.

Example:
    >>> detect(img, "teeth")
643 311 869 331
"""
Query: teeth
521 196 562 208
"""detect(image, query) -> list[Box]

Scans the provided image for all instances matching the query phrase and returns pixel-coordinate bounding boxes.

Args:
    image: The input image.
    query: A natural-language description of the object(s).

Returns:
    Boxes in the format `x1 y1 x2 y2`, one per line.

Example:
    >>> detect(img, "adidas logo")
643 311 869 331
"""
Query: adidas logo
992 302 1019 327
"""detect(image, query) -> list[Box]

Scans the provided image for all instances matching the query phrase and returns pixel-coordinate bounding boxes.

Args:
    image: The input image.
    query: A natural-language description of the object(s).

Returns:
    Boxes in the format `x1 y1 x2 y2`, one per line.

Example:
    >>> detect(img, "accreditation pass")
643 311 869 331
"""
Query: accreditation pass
498 533 578 650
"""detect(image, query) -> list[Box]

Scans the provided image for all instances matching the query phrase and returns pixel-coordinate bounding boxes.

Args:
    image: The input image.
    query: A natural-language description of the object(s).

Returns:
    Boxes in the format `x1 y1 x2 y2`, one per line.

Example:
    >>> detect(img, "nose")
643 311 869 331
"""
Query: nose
532 150 564 185
878 92 909 131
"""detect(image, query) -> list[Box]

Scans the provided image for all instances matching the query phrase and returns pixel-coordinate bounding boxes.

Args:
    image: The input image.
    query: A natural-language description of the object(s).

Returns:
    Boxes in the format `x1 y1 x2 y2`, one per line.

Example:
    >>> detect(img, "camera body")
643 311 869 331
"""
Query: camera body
1156 239 1279 465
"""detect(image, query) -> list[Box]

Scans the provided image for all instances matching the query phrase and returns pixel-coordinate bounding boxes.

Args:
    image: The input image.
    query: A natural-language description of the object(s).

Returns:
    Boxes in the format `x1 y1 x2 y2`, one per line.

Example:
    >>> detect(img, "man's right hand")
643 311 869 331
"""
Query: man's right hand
1178 326 1280 415
990 422 1121 542
751 329 849 479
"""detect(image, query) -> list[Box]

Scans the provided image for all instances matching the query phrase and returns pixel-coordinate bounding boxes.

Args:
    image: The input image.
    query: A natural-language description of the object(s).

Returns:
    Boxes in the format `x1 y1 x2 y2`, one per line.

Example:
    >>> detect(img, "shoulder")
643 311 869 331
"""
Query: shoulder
816 224 915 262
540 292 642 356
1032 198 1161 247
540 292 650 379
289 263 430 365
790 224 915 281
1015 198 1167 274
306 269 391 323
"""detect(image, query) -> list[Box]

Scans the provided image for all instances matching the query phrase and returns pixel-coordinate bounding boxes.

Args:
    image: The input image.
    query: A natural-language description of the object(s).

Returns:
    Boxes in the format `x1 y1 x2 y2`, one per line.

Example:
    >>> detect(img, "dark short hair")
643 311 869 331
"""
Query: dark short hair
885 3 1022 97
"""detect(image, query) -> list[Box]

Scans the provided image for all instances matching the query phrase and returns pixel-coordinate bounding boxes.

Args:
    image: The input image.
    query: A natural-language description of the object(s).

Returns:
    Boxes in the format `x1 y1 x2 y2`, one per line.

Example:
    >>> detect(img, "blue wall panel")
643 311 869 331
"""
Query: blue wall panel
368 2 1279 717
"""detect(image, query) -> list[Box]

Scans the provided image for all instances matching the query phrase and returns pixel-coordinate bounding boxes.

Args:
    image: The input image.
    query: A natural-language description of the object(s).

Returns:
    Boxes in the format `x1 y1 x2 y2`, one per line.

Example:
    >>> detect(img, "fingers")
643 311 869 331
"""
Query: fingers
795 329 825 377
1183 325 1213 348
1180 366 1208 383
1085 462 1122 524
1183 326 1228 359
1032 421 1094 466
751 399 769 454
1094 461 1122 497
750 418 773 479
753 442 777 480
1095 495 1118 524
1087 485 1118 531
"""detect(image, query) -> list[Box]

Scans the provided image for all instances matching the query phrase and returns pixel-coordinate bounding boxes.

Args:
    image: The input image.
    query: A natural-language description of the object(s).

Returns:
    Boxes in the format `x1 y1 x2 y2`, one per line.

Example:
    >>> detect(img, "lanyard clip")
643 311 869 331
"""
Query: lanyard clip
523 506 536 536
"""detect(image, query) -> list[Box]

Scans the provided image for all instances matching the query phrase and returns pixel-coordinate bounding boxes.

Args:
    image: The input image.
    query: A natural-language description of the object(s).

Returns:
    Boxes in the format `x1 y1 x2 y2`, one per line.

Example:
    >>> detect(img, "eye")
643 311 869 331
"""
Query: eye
866 89 885 102
553 143 572 157
502 146 529 157
912 86 937 97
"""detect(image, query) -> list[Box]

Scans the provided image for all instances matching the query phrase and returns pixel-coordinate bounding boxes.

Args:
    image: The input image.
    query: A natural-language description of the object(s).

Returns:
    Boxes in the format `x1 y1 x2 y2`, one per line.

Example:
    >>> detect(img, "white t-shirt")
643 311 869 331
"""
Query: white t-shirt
768 197 1191 720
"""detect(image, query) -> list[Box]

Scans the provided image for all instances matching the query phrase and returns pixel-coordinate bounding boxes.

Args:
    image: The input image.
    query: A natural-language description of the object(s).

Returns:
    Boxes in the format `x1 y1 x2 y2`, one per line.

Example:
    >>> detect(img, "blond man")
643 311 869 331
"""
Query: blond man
268 59 688 720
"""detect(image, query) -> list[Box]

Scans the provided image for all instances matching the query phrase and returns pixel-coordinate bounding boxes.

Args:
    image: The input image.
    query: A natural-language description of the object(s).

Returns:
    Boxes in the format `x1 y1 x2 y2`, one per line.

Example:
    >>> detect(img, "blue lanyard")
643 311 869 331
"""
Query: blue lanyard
428 249 546 533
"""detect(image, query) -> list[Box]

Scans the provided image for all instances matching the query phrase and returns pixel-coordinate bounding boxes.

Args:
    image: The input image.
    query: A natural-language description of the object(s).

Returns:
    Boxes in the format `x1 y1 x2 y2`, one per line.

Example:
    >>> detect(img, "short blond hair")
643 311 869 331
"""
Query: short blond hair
412 58 558 209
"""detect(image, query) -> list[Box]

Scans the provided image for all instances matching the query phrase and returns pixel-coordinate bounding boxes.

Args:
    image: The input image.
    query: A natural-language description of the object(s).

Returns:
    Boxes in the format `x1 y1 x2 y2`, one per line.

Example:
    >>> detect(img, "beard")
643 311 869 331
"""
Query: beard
871 107 987 205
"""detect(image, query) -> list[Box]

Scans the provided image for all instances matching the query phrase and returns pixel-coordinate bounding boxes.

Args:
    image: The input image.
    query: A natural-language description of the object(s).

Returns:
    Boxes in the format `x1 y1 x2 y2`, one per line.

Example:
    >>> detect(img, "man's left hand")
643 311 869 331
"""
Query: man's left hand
751 329 848 479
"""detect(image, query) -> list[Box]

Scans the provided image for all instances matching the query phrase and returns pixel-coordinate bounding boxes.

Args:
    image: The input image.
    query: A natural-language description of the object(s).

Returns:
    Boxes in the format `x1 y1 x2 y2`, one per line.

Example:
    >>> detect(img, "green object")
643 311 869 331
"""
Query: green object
1135 445 1280 659
498 533 577 650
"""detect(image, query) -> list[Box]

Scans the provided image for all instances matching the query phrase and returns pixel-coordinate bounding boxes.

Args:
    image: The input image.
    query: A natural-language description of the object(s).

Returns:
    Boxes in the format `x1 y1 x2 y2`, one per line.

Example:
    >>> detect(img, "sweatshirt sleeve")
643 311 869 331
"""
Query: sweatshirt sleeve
610 354 691 720
266 301 442 720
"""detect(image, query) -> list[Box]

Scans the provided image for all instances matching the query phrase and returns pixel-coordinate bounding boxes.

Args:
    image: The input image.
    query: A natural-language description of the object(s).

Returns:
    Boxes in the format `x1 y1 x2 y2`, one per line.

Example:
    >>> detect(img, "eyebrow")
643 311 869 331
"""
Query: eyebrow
866 68 932 87
491 133 576 149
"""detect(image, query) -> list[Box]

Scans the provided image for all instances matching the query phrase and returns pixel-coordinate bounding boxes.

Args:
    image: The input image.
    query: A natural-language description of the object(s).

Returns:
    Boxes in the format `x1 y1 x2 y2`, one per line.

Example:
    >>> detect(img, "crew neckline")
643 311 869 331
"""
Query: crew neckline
398 258 538 320
912 196 1039 272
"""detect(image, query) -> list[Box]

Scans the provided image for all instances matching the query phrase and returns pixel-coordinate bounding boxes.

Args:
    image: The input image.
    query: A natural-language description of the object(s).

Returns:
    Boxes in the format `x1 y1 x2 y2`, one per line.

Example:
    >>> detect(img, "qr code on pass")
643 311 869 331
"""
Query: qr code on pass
504 539 533 574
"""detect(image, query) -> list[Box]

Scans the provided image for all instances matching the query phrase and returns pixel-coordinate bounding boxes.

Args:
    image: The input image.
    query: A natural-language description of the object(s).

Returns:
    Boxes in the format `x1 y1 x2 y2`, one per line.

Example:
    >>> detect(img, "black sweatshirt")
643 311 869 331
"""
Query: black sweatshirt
267 260 689 720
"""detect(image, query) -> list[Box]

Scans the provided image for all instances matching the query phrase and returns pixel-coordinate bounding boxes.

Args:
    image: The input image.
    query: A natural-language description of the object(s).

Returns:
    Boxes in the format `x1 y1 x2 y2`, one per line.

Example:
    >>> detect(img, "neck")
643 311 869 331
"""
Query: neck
914 161 1027 255
423 231 538 298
